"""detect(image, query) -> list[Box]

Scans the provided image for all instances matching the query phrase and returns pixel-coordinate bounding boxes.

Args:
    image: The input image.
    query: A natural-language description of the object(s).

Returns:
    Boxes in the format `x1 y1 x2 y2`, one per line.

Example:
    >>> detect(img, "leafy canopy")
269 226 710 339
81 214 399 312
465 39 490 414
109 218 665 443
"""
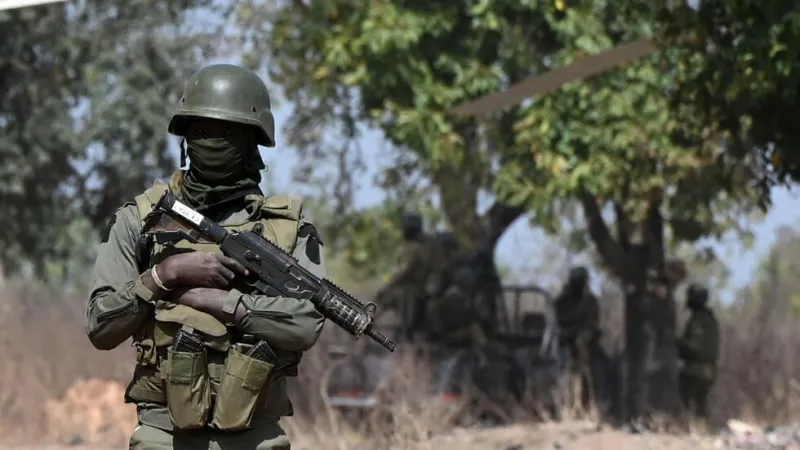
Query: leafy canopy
239 0 763 279
659 0 800 183
505 1 765 250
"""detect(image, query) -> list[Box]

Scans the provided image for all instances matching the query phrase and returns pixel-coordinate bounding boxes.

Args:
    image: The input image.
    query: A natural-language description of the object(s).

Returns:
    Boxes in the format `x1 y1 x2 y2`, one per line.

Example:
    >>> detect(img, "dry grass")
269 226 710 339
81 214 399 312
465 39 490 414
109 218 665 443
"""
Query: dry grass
0 275 799 448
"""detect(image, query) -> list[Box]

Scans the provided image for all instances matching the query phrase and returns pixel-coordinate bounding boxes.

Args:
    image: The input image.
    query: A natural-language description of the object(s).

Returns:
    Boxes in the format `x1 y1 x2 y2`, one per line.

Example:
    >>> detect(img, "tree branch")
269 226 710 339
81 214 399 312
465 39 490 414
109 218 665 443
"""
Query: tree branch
483 201 525 248
580 192 623 277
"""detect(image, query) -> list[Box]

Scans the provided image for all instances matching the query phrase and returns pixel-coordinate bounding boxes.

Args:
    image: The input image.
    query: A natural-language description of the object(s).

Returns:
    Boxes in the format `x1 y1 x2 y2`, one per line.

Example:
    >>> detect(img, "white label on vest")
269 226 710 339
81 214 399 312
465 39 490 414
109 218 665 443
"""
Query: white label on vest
172 200 204 225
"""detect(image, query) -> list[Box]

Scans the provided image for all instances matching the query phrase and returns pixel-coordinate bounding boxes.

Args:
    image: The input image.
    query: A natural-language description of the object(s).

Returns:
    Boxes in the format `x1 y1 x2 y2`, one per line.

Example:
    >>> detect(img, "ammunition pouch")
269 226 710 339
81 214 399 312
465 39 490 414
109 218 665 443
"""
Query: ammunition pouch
125 306 301 431
165 329 212 429
212 342 276 430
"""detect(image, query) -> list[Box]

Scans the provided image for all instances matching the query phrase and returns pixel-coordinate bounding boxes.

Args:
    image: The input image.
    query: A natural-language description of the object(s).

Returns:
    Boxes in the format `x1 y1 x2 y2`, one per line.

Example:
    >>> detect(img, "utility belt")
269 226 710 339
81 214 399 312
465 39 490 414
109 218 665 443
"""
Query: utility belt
125 324 299 432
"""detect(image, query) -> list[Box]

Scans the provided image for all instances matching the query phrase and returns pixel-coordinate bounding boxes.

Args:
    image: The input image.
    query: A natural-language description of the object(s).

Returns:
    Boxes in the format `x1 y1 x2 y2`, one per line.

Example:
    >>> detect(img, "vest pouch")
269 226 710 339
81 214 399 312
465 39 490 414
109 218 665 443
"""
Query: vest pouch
165 330 211 430
211 342 275 431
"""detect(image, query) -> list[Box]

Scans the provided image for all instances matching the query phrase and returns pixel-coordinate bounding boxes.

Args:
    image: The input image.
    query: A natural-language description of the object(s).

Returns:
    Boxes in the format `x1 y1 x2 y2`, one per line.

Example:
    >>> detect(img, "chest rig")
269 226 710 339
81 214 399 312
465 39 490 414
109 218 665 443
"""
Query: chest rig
124 181 303 429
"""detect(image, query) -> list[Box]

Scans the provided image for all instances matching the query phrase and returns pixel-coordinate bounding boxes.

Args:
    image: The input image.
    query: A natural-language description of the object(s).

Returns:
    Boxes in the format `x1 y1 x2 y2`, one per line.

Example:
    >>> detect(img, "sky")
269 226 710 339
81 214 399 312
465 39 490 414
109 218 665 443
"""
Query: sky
192 54 800 302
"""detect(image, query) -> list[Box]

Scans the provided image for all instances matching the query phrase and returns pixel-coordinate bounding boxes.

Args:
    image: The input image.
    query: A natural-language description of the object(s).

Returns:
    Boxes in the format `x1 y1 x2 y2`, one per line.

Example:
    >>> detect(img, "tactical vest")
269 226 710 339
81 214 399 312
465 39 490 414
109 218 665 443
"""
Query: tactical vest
124 181 303 431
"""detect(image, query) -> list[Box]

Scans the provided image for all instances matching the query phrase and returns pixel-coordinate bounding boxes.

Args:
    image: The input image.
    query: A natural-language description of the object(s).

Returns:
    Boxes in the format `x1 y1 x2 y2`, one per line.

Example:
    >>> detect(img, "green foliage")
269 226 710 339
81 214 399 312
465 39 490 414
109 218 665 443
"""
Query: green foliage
0 0 226 274
239 0 765 280
238 0 548 259
504 2 764 243
659 0 800 184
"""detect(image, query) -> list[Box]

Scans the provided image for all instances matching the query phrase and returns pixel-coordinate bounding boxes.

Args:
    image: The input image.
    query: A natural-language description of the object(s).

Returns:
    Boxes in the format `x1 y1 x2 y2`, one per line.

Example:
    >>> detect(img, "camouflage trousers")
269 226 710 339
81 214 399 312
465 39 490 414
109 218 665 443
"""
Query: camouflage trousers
129 422 291 450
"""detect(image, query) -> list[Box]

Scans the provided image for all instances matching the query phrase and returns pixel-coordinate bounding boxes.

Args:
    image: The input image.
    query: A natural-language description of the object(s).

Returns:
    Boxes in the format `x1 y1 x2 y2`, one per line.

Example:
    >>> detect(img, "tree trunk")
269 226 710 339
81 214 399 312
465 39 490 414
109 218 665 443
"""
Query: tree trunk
581 195 680 422
623 239 649 421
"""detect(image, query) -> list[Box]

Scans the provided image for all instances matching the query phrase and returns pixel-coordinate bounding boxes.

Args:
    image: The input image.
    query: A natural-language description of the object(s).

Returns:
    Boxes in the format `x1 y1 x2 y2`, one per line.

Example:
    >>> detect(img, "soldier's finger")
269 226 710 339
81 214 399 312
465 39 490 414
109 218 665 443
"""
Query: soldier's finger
218 266 236 282
218 255 249 275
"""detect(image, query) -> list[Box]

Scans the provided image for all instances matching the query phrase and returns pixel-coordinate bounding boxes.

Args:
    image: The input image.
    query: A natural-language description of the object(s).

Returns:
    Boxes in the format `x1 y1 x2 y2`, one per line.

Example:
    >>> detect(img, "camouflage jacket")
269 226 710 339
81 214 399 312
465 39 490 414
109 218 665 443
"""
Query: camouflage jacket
555 290 600 345
678 307 720 381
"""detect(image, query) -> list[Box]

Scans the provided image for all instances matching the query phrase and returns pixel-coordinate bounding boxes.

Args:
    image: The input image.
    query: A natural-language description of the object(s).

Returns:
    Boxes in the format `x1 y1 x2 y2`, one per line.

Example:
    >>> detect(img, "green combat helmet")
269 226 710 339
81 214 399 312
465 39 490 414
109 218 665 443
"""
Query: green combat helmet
168 64 276 147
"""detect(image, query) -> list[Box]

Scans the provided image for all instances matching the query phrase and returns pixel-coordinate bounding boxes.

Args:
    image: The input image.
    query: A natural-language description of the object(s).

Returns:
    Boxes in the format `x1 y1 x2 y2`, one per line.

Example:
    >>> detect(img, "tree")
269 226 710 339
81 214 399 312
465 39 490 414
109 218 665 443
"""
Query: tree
0 0 226 275
658 0 800 183
237 0 541 258
238 0 764 419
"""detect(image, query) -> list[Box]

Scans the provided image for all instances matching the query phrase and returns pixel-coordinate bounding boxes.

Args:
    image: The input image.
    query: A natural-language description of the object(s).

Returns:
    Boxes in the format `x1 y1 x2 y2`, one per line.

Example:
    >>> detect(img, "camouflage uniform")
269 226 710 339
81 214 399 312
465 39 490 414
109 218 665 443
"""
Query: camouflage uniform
376 213 447 340
555 266 601 408
425 241 499 351
677 284 719 420
86 64 325 449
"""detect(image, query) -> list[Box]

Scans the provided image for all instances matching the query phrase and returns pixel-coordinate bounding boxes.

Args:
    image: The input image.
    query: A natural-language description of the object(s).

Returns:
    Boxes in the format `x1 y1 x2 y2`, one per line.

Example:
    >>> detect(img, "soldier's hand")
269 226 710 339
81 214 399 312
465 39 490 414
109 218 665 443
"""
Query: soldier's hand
157 253 248 289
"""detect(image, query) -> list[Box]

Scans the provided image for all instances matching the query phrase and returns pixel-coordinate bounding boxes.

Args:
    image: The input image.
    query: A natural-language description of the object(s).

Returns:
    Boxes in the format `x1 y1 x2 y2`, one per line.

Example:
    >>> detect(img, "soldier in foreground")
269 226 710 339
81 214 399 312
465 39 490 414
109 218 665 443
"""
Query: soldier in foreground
554 266 601 409
85 64 325 450
677 284 720 423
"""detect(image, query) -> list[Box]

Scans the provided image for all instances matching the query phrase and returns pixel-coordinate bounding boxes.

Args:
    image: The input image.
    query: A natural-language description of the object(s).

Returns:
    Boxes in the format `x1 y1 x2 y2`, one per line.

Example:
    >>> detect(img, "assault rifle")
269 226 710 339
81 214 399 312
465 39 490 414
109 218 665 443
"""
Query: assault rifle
141 192 396 352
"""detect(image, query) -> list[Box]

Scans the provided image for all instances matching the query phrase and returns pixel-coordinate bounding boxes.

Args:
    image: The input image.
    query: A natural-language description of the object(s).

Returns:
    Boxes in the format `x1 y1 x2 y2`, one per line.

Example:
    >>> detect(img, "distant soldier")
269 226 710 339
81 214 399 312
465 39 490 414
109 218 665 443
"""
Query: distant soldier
425 239 498 351
555 266 601 408
677 284 720 422
376 212 446 341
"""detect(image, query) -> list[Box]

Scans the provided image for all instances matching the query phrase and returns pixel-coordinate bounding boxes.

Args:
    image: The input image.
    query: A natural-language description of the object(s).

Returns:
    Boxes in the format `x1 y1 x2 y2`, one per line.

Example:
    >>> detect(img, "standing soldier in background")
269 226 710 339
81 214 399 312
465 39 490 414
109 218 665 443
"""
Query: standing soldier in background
555 266 601 409
375 212 447 342
425 237 498 352
85 64 326 450
677 284 720 424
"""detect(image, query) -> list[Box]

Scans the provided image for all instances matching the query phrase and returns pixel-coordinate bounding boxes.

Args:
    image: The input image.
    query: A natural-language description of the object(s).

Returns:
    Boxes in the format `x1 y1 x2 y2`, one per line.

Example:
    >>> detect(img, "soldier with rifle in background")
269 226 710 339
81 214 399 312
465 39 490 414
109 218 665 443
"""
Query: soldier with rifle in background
375 212 448 342
677 284 720 424
424 235 499 352
555 266 601 409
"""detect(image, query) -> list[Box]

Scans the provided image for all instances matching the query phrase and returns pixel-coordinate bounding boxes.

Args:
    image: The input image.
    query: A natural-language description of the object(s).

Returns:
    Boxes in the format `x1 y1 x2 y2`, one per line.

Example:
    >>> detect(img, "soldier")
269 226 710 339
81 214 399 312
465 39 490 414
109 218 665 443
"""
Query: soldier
376 213 446 341
85 64 326 450
425 241 499 351
555 266 601 408
677 284 720 422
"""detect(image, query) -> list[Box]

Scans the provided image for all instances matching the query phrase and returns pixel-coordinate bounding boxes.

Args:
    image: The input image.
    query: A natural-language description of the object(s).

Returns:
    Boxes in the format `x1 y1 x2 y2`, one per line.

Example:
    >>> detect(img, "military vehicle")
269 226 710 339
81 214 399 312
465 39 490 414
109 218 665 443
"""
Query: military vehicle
323 284 564 424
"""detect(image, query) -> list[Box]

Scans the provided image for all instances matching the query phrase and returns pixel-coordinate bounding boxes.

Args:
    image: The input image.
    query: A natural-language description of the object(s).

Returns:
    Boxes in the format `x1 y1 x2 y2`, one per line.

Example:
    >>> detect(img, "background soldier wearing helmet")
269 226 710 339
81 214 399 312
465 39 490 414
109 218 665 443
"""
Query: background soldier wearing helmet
555 266 601 408
425 239 499 351
677 284 720 423
85 64 326 450
375 212 447 341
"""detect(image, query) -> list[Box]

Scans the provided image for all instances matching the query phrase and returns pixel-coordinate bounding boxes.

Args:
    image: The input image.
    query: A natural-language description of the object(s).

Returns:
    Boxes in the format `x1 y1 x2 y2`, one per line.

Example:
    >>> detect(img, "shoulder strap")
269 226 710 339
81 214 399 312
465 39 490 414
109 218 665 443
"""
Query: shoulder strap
134 181 170 225
133 181 170 272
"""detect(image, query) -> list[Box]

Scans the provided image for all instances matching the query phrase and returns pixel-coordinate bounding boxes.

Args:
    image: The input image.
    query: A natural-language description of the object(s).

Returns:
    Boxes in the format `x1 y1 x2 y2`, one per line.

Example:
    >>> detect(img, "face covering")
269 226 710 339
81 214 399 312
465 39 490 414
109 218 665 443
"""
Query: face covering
187 129 259 184
177 129 264 209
